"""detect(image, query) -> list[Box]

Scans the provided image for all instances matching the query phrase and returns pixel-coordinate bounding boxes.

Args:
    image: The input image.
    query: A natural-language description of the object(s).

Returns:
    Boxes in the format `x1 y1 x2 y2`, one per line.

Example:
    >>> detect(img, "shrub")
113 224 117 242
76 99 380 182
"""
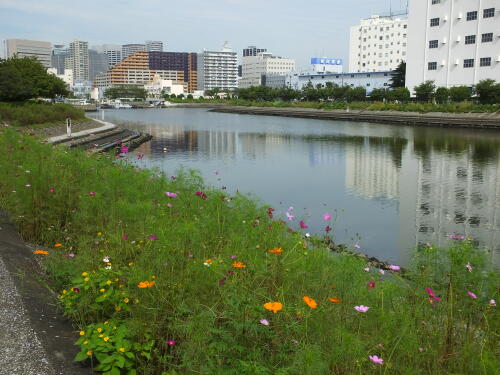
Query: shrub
475 79 500 104
414 80 436 102
449 86 472 102
435 87 450 104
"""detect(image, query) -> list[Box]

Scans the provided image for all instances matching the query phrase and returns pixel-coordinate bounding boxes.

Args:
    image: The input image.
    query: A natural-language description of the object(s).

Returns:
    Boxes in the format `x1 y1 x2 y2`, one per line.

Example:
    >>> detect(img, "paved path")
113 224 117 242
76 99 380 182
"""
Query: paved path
0 211 91 375
47 119 116 144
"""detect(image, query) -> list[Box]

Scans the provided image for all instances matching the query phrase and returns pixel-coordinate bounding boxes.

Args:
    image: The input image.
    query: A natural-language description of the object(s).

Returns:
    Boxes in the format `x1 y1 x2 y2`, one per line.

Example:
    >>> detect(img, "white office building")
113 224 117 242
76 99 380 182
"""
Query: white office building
122 44 146 59
93 44 122 67
47 68 73 86
146 40 164 52
240 52 295 88
65 40 89 83
198 43 238 91
286 71 393 92
349 15 408 73
406 0 500 92
4 39 52 68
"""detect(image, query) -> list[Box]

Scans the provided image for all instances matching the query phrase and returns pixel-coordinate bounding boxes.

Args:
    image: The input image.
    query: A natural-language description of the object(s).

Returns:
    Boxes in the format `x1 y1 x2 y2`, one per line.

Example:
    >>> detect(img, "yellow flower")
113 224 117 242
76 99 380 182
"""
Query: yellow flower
128 262 134 266
123 298 129 303
151 275 156 279
99 334 104 338
84 277 90 282
62 290 67 294
97 328 102 333
86 350 93 356
79 331 85 336
104 321 109 325
115 306 122 311
104 337 110 342
83 341 88 345
97 232 102 236
100 288 106 293
106 280 112 285
81 272 88 276
118 347 126 353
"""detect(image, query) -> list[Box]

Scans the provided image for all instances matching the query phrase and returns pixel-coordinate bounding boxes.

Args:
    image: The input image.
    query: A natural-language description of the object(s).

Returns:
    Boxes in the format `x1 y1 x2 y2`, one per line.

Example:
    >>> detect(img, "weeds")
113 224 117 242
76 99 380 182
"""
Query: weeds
0 102 85 126
0 128 498 374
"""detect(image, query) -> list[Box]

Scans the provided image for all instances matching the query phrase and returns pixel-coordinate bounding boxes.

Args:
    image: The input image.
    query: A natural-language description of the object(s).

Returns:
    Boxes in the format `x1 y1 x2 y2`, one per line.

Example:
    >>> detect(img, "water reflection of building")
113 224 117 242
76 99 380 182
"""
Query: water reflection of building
413 152 500 259
345 138 402 200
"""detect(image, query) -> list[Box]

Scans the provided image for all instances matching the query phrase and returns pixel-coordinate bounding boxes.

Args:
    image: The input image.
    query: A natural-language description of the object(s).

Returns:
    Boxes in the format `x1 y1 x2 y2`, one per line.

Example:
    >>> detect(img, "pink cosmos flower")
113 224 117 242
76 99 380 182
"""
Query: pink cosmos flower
368 281 376 289
299 221 308 229
259 319 270 326
389 264 400 271
325 225 332 232
286 211 295 221
354 305 369 313
165 192 177 198
425 288 441 304
89 192 96 196
230 255 237 259
489 299 496 307
137 154 144 159
418 347 424 352
120 145 129 154
467 291 477 299
121 234 129 240
62 253 75 258
369 355 383 365
167 203 173 208
465 263 473 272
379 269 385 275
323 213 332 221
187 253 193 258
166 340 176 346
49 188 55 193
147 235 159 241
354 244 361 249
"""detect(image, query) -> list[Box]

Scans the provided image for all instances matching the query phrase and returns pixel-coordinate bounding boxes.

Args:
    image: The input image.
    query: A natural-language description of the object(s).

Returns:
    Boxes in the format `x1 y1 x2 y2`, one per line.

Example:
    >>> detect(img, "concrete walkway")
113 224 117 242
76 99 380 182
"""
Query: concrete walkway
47 118 116 144
0 211 91 374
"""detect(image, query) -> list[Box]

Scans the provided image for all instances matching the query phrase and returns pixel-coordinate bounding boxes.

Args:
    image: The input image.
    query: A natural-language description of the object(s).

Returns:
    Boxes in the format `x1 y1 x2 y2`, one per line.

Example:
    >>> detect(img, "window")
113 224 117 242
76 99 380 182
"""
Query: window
429 40 439 48
432 0 440 4
467 11 478 21
463 59 474 68
465 35 476 44
483 8 495 18
482 33 493 42
480 57 492 67
428 62 437 70
430 17 440 26
404 24 407 29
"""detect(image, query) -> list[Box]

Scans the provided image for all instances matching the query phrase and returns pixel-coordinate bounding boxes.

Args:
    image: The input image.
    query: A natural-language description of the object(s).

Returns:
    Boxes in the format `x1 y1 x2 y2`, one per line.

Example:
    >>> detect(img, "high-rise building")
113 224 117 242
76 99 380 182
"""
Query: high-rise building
349 15 408 73
51 44 68 74
65 40 89 83
122 44 146 59
92 44 122 67
89 49 109 82
243 45 267 57
94 51 197 92
406 0 500 92
146 40 164 52
4 39 52 67
198 42 238 91
239 52 295 88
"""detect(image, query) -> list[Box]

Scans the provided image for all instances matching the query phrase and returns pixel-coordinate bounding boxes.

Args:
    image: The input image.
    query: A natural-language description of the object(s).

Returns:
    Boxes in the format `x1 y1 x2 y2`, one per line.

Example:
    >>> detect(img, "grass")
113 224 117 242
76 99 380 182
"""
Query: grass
171 98 500 114
0 128 498 375
0 102 86 126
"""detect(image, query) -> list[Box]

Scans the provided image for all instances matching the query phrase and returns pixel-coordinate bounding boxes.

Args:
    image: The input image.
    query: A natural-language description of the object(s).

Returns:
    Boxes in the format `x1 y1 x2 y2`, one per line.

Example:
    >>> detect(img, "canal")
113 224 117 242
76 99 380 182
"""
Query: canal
90 108 500 266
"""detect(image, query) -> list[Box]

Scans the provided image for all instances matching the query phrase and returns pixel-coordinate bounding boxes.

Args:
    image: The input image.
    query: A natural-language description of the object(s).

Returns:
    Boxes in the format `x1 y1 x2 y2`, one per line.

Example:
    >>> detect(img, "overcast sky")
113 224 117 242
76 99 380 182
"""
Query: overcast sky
0 0 408 68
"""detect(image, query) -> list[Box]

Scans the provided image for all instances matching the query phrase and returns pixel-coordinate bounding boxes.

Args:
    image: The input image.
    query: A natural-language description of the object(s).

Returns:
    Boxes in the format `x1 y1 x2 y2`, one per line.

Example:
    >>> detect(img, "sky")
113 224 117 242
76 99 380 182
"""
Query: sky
0 0 408 68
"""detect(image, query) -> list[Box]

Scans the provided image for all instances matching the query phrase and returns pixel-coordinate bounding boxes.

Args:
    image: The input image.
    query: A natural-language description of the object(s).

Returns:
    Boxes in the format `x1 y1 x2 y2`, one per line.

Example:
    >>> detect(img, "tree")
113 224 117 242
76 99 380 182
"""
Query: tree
369 88 387 102
345 86 366 102
104 85 147 100
475 80 500 104
0 56 69 101
389 87 411 102
449 86 472 102
435 87 450 104
186 94 194 100
389 61 406 88
414 80 436 102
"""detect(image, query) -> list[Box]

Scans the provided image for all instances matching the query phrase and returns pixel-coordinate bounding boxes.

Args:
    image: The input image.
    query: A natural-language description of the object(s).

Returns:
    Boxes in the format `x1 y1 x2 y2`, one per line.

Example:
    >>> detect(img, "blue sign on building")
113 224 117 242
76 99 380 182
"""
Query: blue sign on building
311 58 343 65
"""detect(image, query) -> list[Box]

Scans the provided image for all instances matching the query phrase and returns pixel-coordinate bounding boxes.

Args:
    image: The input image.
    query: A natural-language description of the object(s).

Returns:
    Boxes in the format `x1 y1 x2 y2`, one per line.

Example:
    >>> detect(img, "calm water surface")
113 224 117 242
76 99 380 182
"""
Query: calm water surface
90 108 500 266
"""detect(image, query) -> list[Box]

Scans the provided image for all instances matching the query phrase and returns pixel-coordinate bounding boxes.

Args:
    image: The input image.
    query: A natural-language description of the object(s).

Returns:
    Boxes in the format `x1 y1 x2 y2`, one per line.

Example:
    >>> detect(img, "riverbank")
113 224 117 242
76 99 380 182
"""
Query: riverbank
208 105 500 129
0 127 498 374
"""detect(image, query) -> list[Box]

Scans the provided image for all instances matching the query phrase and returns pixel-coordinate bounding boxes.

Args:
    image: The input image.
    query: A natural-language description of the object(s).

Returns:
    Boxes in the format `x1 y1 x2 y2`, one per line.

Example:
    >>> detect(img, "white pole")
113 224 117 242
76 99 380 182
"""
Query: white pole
66 118 72 137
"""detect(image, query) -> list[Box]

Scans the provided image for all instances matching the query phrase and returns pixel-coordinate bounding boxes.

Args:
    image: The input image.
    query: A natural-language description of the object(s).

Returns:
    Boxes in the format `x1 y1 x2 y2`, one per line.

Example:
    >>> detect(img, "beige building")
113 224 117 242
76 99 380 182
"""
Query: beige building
145 74 185 98
4 39 52 68
240 52 295 88
47 68 73 86
65 40 89 83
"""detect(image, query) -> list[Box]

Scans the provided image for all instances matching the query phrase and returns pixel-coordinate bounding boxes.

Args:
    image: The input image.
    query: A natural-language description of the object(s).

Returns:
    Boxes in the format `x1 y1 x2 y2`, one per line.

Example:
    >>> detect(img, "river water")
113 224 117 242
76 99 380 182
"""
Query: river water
89 108 500 266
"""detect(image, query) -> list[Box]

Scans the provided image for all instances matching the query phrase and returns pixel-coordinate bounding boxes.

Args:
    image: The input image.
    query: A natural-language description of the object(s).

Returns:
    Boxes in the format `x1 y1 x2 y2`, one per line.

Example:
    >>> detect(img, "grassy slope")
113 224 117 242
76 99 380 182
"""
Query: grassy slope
0 102 86 126
0 128 498 374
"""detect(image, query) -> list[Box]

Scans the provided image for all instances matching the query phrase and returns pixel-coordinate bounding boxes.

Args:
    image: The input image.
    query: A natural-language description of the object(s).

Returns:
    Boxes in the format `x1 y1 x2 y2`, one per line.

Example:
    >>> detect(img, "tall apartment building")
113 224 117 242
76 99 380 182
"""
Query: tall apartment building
122 44 146 59
89 49 109 82
349 15 408 73
94 51 197 92
65 40 89 83
406 0 500 92
93 44 122 67
4 39 52 68
51 44 68 74
243 45 267 57
240 52 295 88
146 40 164 52
198 43 238 91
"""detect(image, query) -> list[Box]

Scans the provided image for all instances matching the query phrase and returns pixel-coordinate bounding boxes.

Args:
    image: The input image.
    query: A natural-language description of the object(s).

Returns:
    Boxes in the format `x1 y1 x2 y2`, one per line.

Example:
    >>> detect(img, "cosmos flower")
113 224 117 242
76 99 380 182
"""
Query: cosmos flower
467 291 477 299
263 302 283 313
299 221 308 229
323 213 332 221
165 192 177 198
259 319 270 326
354 244 361 249
303 296 318 309
465 263 473 272
166 340 176 346
369 355 383 365
388 265 400 271
354 305 369 313
147 235 158 241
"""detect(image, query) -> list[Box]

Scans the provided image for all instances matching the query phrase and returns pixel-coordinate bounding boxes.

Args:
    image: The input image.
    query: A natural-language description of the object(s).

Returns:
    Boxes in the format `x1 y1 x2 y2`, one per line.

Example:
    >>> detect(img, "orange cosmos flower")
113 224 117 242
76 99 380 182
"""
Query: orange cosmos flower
329 297 341 303
137 281 155 288
54 243 63 247
33 250 49 255
263 302 283 313
267 248 283 254
303 296 318 309
232 261 247 268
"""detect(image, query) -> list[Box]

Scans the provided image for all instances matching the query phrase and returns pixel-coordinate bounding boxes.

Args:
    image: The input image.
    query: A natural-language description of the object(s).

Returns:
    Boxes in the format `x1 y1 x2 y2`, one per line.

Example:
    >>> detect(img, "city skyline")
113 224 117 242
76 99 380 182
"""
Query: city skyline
0 0 408 68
